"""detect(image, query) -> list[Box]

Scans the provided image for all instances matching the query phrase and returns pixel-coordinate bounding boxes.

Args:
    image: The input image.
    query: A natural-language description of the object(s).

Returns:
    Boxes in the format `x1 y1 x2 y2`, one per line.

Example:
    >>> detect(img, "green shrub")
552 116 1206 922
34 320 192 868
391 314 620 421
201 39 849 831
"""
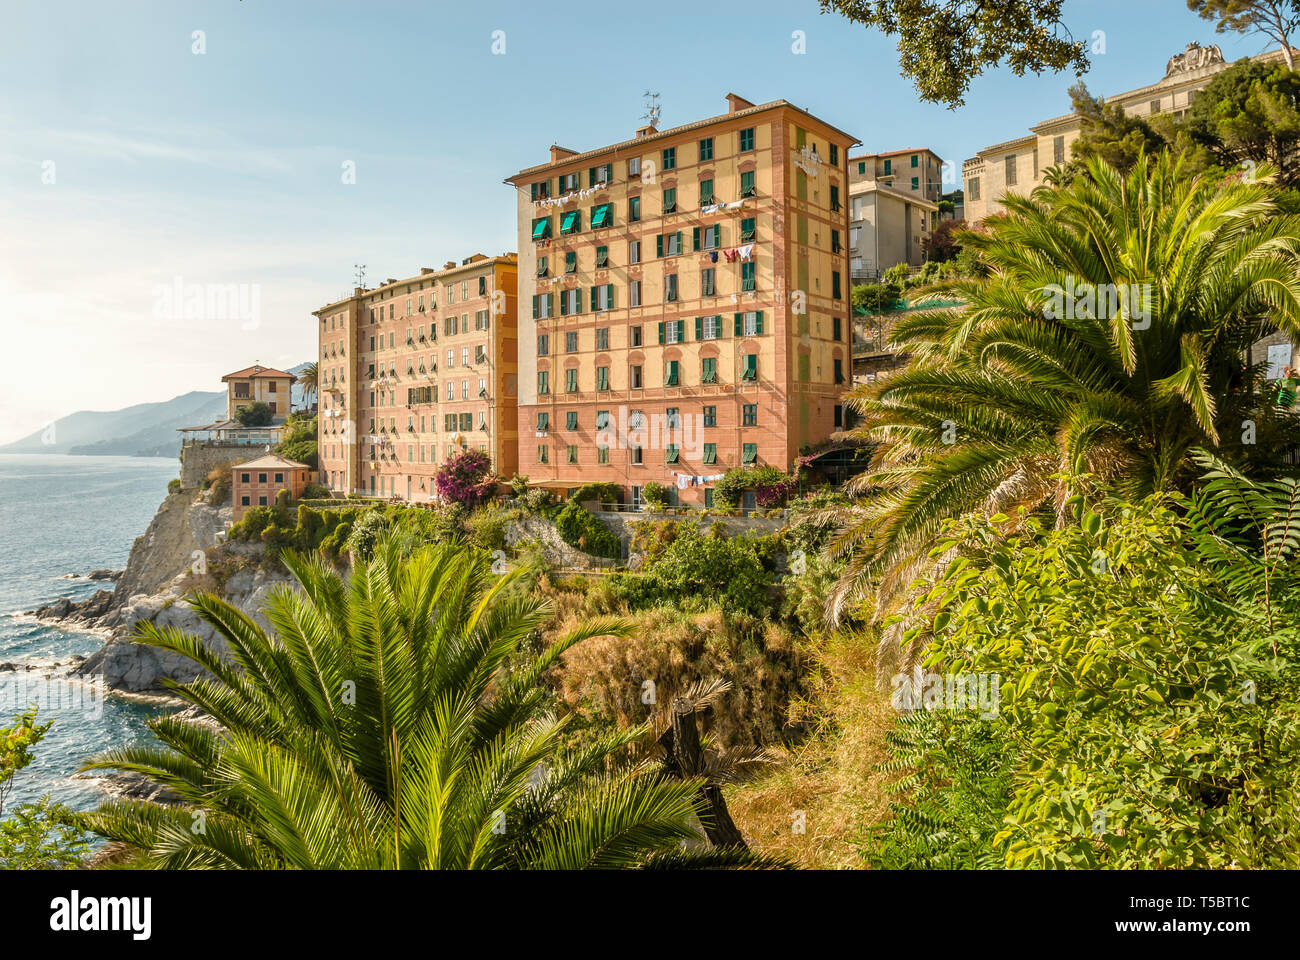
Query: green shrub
467 501 509 552
345 509 390 562
521 487 553 514
302 482 331 500
569 482 622 505
555 503 621 559
234 401 273 427
611 526 773 615
167 477 181 495
641 481 669 510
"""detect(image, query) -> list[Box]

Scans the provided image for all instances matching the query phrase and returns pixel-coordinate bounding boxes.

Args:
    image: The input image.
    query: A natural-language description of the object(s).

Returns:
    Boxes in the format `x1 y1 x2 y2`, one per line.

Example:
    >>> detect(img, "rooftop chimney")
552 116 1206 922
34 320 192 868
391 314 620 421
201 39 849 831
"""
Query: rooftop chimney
420 267 435 275
549 144 578 164
443 261 456 270
726 93 755 115
635 124 657 139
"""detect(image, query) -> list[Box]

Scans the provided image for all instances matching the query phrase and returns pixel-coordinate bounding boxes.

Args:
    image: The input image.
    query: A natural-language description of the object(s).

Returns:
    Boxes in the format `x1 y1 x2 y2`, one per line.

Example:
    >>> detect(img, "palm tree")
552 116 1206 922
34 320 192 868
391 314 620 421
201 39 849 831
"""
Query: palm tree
84 539 777 868
296 361 318 412
828 152 1300 671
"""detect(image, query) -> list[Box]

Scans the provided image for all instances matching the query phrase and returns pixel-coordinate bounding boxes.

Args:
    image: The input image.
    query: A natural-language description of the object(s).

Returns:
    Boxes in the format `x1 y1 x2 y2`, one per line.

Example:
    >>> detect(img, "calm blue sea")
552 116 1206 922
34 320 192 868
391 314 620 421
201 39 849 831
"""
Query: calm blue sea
0 454 178 812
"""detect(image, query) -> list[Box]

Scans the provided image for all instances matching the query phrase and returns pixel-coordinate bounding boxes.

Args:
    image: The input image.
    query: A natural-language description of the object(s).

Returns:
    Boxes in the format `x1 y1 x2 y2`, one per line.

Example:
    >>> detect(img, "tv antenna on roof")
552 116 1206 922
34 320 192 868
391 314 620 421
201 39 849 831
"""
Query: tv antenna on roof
641 91 661 128
354 263 367 288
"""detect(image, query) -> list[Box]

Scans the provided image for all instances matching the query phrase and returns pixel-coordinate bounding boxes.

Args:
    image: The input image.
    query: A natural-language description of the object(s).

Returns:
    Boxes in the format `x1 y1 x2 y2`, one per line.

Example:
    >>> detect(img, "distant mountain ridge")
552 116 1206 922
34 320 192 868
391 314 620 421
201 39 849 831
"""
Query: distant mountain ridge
0 362 312 458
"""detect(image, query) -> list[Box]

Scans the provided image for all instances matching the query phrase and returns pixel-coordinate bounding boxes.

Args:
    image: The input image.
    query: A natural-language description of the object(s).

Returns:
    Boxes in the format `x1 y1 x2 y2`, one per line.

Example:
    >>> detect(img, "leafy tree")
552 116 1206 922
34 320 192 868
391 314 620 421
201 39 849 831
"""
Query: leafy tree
1189 0 1300 71
1187 59 1300 186
641 481 670 510
922 218 965 263
434 449 495 506
880 490 1300 868
818 0 1089 106
296 361 318 410
83 540 777 869
829 151 1300 644
234 401 273 427
1064 82 1166 175
276 414 318 469
852 282 904 314
1 710 91 869
555 502 621 559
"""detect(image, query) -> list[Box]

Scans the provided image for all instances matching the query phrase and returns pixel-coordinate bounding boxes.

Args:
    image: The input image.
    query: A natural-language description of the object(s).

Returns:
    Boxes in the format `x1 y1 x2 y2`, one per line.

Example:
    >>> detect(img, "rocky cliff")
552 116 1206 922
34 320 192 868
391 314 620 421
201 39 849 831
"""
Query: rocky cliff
28 488 289 693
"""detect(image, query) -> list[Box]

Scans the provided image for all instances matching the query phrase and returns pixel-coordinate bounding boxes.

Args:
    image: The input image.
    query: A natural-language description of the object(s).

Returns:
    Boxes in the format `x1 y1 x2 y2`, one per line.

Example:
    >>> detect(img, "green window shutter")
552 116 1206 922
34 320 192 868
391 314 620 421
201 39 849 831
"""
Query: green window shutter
590 286 597 309
576 288 583 313
608 284 615 309
545 293 552 317
734 313 742 336
656 234 664 258
658 322 665 344
675 231 682 252
692 227 700 251
677 320 685 342
695 317 703 340
531 295 538 319
755 311 763 334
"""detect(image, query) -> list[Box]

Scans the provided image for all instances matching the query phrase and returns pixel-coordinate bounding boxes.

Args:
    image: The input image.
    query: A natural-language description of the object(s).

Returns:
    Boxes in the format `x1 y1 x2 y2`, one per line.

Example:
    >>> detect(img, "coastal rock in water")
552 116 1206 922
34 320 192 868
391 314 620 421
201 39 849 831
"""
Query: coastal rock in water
78 560 295 693
30 589 116 625
86 568 122 582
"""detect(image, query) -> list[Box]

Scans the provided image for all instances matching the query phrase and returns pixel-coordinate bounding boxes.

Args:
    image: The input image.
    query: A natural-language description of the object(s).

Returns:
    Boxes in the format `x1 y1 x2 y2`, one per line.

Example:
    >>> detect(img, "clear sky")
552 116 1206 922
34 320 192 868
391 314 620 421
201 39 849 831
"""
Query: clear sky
0 0 1272 444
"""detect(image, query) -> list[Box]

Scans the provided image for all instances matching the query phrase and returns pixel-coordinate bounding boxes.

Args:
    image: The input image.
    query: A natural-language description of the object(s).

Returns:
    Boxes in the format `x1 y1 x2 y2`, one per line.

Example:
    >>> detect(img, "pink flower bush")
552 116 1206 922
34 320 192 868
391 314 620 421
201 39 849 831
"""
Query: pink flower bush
434 449 495 506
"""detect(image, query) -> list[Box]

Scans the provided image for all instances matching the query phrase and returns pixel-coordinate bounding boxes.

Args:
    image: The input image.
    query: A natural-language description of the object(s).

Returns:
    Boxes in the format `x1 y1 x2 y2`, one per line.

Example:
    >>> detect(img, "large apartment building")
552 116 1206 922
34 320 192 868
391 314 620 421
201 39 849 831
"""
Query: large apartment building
506 93 857 507
963 42 1287 222
847 149 944 276
314 255 519 499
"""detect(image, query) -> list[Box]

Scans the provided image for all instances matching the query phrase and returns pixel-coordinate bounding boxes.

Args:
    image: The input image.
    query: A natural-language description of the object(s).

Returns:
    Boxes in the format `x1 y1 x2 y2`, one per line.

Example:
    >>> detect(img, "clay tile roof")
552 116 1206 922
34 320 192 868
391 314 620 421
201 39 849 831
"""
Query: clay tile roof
232 454 312 470
222 364 298 382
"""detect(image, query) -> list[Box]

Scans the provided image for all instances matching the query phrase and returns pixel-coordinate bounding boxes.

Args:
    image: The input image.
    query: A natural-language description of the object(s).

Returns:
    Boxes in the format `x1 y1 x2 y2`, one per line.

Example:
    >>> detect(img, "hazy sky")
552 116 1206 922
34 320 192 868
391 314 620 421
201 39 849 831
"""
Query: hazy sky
0 0 1268 444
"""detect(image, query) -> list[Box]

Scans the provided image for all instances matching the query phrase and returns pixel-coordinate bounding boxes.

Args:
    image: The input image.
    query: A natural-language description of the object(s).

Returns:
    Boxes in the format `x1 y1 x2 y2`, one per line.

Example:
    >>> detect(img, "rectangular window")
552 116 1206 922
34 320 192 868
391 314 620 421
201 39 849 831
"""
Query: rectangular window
1053 135 1065 165
701 357 717 383
591 203 613 228
537 333 549 355
969 177 980 201
911 176 919 190
742 443 757 464
565 251 577 274
566 368 578 392
629 239 640 264
834 404 844 428
699 137 713 162
663 188 677 215
537 411 550 431
742 355 757 381
834 358 844 384
566 330 578 353
831 229 841 254
597 445 609 464
630 279 642 306
538 370 550 394
830 184 840 211
589 163 612 186
559 172 579 192
630 364 643 388
740 217 755 242
596 410 610 429
662 146 676 170
664 360 679 386
884 158 892 175
666 444 680 464
830 144 839 166
567 445 578 464
561 209 582 235
699 178 714 205
663 319 684 344
531 216 551 240
664 274 678 302
1005 155 1017 187
596 327 609 350
740 170 755 198
596 366 610 390
560 288 582 315
530 180 550 201
538 445 549 463
703 405 716 427
700 315 721 339
703 443 717 465
832 316 842 341
739 127 754 152
701 268 716 296
741 262 756 291
631 446 643 465
628 156 641 176
630 325 643 347
629 195 641 222
832 271 842 299
595 245 609 268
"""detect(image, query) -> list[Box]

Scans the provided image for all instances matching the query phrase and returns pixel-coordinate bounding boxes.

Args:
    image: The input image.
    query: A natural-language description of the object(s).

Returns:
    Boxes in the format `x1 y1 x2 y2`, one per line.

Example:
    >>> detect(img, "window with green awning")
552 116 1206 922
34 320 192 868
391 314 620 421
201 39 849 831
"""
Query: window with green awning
591 203 612 228
560 210 580 235
531 217 550 240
